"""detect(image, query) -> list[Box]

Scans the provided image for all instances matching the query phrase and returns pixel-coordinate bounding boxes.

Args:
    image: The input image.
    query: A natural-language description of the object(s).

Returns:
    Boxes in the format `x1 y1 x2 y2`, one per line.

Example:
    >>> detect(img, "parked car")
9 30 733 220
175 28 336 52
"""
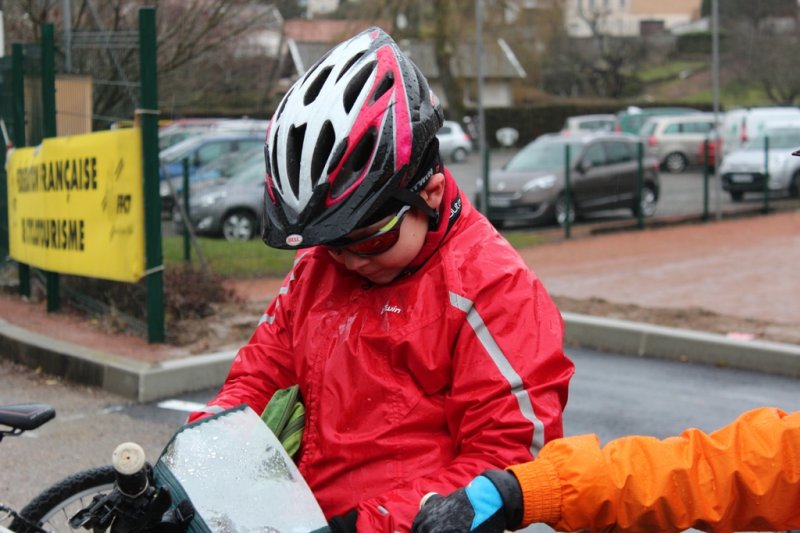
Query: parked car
561 114 616 135
614 106 702 135
476 132 660 227
181 157 265 241
639 113 716 173
718 125 800 201
159 132 265 215
719 107 800 160
436 120 472 162
183 147 264 190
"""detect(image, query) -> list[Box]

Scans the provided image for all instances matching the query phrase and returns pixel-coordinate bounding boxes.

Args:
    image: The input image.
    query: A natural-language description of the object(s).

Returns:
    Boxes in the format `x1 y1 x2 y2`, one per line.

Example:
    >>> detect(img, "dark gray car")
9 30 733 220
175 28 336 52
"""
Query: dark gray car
477 132 660 227
181 158 265 240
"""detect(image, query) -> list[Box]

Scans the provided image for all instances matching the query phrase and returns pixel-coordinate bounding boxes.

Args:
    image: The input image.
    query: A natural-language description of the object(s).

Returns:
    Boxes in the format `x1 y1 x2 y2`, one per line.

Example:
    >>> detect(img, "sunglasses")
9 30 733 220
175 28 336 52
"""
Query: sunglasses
328 205 412 257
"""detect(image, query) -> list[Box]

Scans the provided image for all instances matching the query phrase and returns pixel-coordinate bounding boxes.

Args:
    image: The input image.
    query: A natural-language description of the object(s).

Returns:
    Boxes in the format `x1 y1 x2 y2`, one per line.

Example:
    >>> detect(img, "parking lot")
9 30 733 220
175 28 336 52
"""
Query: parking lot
450 149 800 228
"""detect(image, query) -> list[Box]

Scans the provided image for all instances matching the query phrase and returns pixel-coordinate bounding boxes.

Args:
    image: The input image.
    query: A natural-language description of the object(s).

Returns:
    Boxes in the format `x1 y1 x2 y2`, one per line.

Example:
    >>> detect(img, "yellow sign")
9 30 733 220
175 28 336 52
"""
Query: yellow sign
6 129 145 282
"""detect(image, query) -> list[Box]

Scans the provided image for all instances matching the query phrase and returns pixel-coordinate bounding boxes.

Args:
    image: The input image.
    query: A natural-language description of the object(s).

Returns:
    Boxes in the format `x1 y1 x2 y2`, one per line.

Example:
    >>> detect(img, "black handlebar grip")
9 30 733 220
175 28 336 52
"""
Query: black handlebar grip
112 442 149 497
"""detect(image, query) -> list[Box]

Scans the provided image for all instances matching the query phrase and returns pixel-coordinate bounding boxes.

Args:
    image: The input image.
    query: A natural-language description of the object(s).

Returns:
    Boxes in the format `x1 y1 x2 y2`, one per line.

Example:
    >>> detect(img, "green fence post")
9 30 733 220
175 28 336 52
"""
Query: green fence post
481 146 490 222
41 23 60 312
0 140 6 260
11 43 30 298
637 141 644 230
139 7 165 343
763 136 770 215
564 144 571 239
182 158 191 263
702 139 710 222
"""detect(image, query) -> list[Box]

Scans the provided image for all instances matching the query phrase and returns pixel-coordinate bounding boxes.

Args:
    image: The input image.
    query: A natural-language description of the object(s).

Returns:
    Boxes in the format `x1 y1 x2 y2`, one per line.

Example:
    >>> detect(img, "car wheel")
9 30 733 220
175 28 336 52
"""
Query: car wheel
452 147 468 163
222 210 256 241
664 152 687 173
789 171 800 198
633 183 658 218
554 194 576 227
730 191 744 202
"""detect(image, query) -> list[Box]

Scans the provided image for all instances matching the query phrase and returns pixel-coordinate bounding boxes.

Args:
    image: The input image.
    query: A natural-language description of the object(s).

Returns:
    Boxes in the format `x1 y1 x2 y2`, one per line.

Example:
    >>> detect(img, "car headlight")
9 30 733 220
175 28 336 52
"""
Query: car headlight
194 190 228 208
523 175 557 191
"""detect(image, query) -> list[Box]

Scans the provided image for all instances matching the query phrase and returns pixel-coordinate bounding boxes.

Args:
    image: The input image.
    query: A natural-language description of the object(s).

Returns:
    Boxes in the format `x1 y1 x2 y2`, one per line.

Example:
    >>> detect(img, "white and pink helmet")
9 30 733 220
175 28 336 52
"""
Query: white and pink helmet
262 27 443 249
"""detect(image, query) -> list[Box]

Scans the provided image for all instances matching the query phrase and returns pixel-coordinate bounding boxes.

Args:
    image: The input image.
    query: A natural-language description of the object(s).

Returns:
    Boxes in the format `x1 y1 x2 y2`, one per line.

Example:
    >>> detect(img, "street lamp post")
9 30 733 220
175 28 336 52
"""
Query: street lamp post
476 0 489 218
712 0 721 219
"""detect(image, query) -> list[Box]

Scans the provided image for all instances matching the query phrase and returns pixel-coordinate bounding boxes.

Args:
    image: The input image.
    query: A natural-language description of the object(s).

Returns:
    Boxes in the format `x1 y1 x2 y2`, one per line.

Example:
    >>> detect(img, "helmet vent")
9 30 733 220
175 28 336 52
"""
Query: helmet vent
312 120 335 183
275 88 291 122
371 71 394 103
270 127 282 194
328 138 348 175
286 124 306 198
331 127 376 198
344 60 377 114
337 52 365 82
304 66 333 106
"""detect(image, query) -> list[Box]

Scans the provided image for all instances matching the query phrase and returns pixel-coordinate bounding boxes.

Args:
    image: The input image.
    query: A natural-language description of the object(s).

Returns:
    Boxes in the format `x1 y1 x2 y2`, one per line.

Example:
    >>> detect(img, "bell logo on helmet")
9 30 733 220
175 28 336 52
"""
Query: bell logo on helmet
286 234 304 247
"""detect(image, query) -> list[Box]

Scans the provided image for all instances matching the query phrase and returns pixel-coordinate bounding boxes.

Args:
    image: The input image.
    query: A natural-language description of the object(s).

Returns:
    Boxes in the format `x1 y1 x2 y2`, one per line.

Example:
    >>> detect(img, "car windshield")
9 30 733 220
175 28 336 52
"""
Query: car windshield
160 136 212 165
746 129 800 150
638 121 658 136
197 147 262 179
230 159 266 185
504 140 582 171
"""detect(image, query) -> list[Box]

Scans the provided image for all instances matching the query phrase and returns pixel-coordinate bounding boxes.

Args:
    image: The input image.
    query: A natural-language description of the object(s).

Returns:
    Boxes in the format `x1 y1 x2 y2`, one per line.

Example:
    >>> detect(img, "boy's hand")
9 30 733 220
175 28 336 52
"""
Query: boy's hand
411 474 515 533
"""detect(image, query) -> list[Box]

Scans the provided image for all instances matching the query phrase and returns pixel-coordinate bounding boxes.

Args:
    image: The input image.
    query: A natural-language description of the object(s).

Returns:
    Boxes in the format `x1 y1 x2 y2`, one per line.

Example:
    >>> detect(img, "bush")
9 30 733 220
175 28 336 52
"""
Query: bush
163 264 236 321
60 264 236 333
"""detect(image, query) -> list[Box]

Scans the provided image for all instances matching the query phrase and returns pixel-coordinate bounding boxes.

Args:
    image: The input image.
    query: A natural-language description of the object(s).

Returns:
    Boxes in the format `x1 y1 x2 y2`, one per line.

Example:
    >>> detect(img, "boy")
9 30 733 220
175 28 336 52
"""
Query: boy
189 27 573 533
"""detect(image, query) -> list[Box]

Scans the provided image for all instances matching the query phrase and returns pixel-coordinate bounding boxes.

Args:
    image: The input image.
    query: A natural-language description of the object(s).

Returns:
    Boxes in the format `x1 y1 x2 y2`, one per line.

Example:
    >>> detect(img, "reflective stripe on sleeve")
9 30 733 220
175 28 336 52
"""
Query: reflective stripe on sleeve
449 291 545 454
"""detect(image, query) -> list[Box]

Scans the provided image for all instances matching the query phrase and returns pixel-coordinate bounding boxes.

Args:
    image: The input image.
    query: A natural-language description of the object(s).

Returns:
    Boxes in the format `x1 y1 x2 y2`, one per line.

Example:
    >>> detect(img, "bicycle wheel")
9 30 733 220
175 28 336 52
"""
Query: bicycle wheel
9 466 115 532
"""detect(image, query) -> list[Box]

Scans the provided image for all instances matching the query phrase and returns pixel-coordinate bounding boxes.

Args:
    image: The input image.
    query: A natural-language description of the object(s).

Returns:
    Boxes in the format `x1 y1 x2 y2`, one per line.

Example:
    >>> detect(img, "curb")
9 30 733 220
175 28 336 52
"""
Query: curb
562 313 800 378
2 314 799 402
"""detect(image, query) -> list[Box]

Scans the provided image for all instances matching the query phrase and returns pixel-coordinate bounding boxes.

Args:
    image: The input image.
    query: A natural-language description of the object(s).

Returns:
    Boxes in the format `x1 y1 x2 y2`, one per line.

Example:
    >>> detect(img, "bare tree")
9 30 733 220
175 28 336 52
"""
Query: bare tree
570 1 645 98
5 0 283 124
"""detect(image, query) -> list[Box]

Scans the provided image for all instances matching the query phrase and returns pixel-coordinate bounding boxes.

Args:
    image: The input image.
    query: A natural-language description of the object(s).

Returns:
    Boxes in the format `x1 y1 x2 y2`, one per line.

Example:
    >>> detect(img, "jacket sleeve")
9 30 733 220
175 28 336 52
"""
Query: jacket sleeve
354 272 574 532
507 407 800 533
187 268 298 423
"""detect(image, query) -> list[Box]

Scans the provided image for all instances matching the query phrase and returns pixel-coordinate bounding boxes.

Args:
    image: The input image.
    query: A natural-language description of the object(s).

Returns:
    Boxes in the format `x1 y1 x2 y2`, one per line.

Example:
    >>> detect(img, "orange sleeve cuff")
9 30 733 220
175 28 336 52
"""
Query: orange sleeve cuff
507 458 561 527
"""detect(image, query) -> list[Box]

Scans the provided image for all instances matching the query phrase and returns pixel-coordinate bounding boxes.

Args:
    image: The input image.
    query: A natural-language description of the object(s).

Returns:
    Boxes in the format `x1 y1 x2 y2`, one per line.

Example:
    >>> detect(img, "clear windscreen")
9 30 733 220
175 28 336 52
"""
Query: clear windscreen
155 406 327 533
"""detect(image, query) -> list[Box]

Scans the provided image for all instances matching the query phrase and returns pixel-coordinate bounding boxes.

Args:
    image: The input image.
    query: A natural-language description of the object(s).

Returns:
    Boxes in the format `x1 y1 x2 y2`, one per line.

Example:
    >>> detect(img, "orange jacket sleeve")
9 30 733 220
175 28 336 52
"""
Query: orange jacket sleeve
507 407 800 532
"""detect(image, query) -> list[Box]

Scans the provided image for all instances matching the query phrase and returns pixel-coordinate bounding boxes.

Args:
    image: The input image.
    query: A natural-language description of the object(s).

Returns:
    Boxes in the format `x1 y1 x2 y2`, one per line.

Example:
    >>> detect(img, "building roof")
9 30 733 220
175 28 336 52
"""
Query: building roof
283 19 384 43
629 0 701 17
291 38 525 80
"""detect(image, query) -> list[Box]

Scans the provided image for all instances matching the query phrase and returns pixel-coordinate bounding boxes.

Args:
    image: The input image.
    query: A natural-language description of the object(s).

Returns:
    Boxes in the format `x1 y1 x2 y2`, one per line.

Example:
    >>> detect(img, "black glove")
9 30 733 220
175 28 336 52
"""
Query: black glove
411 470 523 533
328 508 357 533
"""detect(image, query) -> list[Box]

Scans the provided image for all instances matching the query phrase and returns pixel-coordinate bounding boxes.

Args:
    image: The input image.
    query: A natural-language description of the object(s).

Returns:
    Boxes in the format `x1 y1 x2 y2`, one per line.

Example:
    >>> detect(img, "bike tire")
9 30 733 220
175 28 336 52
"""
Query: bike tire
9 466 115 533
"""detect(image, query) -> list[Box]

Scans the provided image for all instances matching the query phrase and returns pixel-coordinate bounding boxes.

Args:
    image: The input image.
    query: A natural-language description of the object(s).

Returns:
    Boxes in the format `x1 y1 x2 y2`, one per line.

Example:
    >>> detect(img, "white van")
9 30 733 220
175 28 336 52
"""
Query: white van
720 107 800 160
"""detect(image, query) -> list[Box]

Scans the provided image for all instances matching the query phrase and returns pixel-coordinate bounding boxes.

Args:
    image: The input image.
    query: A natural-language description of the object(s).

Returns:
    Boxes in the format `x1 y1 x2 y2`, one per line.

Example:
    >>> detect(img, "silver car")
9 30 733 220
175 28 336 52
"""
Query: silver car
182 159 265 240
639 113 716 173
476 132 660 228
719 126 800 201
436 120 472 162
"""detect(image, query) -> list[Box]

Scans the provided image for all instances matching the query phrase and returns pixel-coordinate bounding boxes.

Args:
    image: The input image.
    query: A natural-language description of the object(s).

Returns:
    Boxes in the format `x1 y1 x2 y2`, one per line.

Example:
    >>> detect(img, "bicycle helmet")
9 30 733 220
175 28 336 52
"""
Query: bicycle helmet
262 26 444 249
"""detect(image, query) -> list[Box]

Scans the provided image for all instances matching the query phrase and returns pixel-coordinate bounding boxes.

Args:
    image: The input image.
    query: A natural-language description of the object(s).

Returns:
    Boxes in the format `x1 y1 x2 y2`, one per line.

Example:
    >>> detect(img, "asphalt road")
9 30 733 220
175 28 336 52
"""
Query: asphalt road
2 347 798 520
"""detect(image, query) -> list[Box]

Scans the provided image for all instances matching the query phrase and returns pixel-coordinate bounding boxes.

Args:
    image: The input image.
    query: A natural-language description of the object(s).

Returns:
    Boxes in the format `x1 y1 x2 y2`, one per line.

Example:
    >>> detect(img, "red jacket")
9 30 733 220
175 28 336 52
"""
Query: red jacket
191 171 574 532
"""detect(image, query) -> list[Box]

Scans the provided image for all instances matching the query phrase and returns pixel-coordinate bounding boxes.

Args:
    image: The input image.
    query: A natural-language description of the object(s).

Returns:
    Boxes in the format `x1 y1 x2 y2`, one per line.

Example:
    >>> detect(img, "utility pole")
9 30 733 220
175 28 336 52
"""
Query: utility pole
62 0 72 71
712 0 721 220
0 0 5 58
476 0 489 217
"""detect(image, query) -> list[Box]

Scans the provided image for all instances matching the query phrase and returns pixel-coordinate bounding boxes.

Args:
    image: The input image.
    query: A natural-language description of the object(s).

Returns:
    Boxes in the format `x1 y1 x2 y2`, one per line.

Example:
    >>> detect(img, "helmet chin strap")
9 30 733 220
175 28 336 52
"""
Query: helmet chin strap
393 186 440 230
